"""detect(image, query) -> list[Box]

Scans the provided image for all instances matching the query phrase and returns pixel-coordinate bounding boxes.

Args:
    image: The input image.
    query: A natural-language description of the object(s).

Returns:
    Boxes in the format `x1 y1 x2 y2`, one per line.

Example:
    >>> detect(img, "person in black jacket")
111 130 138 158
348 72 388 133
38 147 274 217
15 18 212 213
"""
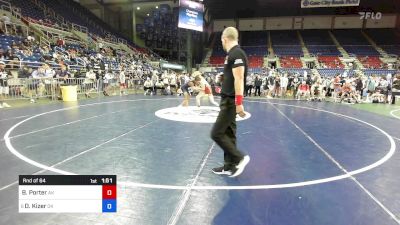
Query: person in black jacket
254 75 262 96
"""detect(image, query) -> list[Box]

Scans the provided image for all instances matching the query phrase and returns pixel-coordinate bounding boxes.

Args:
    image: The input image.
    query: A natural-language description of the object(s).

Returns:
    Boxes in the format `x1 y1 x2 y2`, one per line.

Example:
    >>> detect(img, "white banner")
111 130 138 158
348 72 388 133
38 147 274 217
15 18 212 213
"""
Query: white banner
301 0 360 8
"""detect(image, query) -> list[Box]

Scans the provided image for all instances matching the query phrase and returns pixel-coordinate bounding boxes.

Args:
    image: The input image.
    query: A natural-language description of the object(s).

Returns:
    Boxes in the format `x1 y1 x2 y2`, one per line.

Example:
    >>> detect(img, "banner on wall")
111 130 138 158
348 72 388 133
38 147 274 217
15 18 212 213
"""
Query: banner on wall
301 0 360 8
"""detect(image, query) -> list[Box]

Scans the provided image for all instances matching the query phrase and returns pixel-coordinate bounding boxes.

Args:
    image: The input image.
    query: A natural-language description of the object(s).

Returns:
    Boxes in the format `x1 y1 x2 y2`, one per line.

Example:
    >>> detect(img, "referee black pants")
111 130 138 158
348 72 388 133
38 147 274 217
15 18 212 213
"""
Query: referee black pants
211 97 244 170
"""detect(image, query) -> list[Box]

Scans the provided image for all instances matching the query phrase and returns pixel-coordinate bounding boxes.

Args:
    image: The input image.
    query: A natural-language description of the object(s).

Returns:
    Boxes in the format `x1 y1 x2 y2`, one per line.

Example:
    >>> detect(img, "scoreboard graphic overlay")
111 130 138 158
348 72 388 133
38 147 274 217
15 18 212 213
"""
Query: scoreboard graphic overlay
19 175 117 213
178 0 204 32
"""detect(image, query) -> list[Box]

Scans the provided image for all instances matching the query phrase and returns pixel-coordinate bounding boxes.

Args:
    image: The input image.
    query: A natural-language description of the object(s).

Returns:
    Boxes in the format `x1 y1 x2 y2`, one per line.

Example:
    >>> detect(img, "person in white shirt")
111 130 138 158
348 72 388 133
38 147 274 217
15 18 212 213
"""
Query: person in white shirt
43 64 55 78
280 73 289 98
0 61 10 108
103 71 114 96
27 35 35 43
245 74 254 97
162 74 169 86
84 69 97 98
143 77 154 95
30 67 50 101
119 67 127 96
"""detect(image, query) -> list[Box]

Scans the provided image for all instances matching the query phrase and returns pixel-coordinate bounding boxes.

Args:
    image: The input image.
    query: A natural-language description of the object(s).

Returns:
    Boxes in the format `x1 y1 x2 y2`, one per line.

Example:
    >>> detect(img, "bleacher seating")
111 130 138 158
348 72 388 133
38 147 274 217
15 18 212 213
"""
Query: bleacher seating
277 68 310 75
365 29 400 56
273 45 303 57
210 33 225 65
59 0 123 38
271 31 303 56
333 30 380 56
11 0 47 21
241 31 267 46
318 56 344 69
381 45 400 56
241 31 267 57
248 56 263 68
0 35 23 50
343 45 380 56
301 30 341 56
365 29 399 45
209 56 225 65
358 56 384 69
248 68 263 73
280 56 302 68
363 69 397 76
38 0 103 36
307 45 341 56
0 35 44 62
271 31 300 45
242 46 267 56
333 30 370 45
318 69 356 77
301 30 334 45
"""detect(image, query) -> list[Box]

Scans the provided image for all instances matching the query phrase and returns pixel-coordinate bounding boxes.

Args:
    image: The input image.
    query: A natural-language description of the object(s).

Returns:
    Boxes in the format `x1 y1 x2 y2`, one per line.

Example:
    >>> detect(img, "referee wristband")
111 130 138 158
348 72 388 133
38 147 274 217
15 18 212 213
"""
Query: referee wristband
235 95 243 106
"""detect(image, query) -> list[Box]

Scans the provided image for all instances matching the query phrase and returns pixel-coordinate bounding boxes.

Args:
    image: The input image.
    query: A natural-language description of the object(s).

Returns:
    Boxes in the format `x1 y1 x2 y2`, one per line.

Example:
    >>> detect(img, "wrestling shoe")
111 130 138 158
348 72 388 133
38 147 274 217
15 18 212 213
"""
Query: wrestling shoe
229 155 250 178
212 166 232 176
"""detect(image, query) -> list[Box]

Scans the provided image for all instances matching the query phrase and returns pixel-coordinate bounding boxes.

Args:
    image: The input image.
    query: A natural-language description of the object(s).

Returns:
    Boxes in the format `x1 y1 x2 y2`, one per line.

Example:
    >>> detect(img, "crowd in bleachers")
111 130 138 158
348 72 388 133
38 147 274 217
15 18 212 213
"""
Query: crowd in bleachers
236 68 399 104
0 27 164 107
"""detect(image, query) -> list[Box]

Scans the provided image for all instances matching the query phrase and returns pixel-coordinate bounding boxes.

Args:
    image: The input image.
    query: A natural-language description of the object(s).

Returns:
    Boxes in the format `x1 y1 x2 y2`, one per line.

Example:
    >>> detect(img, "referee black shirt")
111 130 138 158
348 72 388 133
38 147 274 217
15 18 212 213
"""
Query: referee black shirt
222 45 248 97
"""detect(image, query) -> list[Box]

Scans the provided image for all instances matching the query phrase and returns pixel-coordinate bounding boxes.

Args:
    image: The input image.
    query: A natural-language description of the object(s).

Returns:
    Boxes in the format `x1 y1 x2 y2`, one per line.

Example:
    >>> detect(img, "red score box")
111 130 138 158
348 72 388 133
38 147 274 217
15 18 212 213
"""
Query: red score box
102 185 117 199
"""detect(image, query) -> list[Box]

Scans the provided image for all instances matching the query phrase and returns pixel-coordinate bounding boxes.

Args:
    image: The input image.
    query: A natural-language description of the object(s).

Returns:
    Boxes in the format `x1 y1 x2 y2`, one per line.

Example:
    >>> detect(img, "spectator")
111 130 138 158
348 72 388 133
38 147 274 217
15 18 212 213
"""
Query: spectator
280 74 288 98
18 66 31 78
56 38 65 48
119 66 127 96
55 64 70 80
26 34 35 45
296 81 310 100
0 61 11 108
1 14 10 33
102 70 113 96
245 74 254 97
43 64 55 78
84 69 97 98
254 75 262 97
143 77 154 95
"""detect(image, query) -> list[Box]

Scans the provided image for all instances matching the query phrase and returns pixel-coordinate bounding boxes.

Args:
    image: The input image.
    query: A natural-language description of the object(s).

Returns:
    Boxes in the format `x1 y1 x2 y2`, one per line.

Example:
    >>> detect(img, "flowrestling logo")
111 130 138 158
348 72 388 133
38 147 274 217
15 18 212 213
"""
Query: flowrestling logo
359 12 382 20
155 106 251 123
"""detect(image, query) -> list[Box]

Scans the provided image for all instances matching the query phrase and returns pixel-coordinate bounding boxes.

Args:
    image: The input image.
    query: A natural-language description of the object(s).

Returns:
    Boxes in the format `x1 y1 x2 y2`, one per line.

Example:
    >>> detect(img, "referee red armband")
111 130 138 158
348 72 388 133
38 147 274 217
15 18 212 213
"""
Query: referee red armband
235 95 243 106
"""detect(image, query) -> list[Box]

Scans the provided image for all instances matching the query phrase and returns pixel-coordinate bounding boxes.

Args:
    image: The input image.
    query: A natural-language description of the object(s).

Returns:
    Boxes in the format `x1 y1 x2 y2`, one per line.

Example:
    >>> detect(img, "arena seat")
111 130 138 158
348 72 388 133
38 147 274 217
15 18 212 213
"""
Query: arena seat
248 56 264 68
271 31 303 56
301 30 341 56
277 68 311 75
280 56 302 68
209 56 225 66
317 69 356 77
358 56 384 69
12 0 47 21
318 56 344 69
363 69 397 76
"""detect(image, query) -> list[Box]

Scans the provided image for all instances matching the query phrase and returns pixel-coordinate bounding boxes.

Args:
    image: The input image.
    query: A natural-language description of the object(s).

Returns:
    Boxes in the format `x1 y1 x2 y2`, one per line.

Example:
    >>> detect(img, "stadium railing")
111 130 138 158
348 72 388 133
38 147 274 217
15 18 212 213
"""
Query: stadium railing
0 77 144 101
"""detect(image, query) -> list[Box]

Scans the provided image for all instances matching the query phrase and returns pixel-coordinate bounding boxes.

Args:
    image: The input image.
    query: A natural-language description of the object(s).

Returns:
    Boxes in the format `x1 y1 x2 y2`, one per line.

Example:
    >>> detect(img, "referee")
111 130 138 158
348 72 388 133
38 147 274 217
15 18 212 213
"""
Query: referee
211 27 250 177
